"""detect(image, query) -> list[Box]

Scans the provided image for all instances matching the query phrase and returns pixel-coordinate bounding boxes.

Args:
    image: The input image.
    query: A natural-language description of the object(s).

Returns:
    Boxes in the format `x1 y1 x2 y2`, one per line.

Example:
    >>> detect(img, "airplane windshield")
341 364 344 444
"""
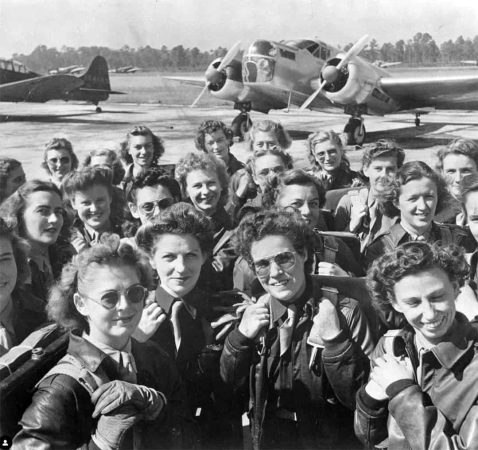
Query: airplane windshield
243 40 276 83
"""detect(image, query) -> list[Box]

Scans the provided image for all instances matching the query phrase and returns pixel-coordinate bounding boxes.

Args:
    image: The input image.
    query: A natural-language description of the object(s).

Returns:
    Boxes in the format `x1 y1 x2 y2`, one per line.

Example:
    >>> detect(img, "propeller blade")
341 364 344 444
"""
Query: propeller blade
336 34 369 71
190 84 209 108
299 79 328 111
217 41 242 72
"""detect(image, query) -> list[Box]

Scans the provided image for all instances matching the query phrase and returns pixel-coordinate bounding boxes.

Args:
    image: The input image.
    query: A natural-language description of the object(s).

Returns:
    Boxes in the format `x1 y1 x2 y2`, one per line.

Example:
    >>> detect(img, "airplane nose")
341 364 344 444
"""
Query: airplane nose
322 65 339 84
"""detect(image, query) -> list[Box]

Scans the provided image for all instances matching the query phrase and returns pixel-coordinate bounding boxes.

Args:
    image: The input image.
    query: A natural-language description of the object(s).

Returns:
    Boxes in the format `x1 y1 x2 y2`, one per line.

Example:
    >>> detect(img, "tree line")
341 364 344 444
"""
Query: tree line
10 33 478 74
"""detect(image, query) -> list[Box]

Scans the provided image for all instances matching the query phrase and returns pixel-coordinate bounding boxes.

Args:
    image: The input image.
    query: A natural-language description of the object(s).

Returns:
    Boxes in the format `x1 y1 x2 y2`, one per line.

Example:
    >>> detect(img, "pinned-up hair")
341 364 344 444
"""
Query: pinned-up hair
42 137 79 173
118 125 165 166
246 119 292 151
62 166 114 200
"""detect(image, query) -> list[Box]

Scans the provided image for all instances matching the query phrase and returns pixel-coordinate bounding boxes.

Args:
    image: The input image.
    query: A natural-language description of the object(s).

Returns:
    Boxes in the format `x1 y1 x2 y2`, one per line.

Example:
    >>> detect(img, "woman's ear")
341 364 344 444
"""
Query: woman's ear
390 299 403 314
73 293 88 317
129 202 140 219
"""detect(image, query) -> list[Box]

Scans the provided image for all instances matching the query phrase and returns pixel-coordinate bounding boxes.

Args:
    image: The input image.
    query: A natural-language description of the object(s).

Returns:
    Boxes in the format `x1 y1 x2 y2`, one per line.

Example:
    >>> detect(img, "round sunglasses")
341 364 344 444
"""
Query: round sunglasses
79 283 147 310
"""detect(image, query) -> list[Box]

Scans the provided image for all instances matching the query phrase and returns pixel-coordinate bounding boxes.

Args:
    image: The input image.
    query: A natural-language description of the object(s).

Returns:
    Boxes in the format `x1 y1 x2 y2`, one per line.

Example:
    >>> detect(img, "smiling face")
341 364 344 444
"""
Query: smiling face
128 134 154 169
185 169 222 216
392 267 458 345
313 141 342 172
253 154 286 192
129 184 175 225
23 190 64 247
276 183 321 229
250 234 307 303
150 233 205 298
398 177 438 235
71 184 112 232
5 165 26 199
363 156 399 194
442 153 478 198
204 130 230 164
46 149 72 182
0 237 17 309
74 264 144 350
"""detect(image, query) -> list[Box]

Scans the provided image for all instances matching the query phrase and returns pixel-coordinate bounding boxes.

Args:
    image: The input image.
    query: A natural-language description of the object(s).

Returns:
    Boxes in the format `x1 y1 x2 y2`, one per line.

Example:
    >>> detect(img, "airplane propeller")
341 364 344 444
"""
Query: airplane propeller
191 41 242 107
299 34 369 111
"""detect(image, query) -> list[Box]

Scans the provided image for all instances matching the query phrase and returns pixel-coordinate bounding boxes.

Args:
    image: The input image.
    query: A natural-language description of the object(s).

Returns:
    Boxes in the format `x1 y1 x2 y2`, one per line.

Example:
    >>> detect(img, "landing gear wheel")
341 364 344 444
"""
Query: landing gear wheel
344 118 366 146
231 114 252 141
95 106 102 113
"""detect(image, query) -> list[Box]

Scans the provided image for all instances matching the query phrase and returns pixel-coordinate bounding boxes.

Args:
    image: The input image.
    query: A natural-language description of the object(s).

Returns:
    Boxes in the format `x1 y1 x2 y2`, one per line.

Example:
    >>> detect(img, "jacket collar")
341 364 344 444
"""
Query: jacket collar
268 278 313 324
67 330 110 373
154 284 198 319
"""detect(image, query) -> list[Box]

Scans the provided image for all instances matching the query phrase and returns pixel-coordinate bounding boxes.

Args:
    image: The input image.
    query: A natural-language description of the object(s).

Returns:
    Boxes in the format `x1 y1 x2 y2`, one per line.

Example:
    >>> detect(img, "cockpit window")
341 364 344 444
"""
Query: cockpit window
248 40 277 58
244 40 276 83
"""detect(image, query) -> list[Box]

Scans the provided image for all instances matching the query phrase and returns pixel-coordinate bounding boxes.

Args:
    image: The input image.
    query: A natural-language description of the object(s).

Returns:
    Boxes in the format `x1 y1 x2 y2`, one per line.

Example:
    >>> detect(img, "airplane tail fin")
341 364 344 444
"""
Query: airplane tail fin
78 56 124 99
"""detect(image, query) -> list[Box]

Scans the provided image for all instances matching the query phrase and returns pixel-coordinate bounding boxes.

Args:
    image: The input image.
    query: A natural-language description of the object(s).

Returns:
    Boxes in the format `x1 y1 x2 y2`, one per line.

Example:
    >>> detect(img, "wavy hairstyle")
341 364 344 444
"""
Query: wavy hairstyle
375 160 450 216
118 125 165 166
41 137 79 174
0 158 24 203
0 180 66 239
232 208 317 273
175 152 230 208
306 130 351 172
367 241 468 316
436 138 478 172
195 120 234 152
82 148 126 186
246 147 294 176
47 235 152 332
245 119 292 152
0 218 30 291
62 166 114 200
136 202 214 257
361 139 405 170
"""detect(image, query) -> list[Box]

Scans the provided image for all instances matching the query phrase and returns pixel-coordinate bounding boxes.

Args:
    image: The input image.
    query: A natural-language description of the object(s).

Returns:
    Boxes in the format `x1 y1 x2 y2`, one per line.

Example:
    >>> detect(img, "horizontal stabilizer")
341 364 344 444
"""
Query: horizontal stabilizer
78 88 125 95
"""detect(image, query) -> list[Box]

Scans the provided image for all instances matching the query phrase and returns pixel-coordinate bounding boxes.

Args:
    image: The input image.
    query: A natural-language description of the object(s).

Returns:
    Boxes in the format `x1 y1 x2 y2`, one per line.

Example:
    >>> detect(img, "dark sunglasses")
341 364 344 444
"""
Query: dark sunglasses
138 198 175 215
252 251 297 277
48 157 70 165
80 283 147 310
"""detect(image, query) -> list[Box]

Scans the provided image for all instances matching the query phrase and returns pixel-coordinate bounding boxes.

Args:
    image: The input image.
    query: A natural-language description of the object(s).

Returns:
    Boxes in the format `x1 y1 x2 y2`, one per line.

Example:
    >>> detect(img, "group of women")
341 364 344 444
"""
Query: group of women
2 119 478 449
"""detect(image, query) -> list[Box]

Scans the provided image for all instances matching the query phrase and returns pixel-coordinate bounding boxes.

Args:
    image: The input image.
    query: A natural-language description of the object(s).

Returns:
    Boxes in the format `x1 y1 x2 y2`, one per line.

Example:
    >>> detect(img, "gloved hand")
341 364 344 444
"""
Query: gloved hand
92 404 139 450
92 380 166 421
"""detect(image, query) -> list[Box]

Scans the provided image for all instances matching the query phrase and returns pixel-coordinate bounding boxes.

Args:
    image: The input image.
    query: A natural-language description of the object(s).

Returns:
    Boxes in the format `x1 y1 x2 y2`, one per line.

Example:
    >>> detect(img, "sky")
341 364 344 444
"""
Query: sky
1 0 478 57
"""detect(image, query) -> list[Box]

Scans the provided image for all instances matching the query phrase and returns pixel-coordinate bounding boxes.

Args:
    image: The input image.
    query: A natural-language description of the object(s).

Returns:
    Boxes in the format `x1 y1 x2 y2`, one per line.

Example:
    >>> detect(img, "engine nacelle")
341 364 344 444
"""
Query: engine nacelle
322 55 399 115
206 58 244 102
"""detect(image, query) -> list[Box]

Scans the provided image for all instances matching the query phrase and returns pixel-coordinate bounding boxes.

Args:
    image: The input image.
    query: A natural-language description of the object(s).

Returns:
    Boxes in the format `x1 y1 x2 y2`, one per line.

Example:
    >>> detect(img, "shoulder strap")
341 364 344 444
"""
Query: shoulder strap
321 236 338 265
437 224 453 245
37 354 101 395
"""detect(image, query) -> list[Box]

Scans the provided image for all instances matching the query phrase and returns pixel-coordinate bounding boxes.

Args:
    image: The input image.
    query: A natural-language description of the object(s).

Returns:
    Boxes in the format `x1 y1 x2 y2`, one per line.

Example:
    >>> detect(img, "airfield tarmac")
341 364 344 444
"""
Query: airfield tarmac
2 100 478 179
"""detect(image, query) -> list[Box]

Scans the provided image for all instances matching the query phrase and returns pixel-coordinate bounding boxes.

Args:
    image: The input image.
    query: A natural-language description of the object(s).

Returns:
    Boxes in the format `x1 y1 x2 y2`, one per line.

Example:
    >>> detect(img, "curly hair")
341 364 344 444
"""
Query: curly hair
47 234 152 332
136 202 214 256
41 137 79 174
0 158 23 203
62 166 114 200
232 208 317 273
246 119 292 151
436 138 478 172
175 152 229 208
194 120 234 152
127 167 181 203
0 180 65 239
367 241 468 314
118 125 165 166
361 139 405 170
306 130 352 172
246 147 294 176
0 218 31 290
82 148 126 186
264 169 326 209
375 161 450 216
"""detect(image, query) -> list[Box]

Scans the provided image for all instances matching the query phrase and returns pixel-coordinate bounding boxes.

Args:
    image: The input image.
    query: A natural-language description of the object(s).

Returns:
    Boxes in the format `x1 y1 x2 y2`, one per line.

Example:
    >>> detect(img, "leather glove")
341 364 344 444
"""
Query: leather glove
92 404 139 450
92 380 166 421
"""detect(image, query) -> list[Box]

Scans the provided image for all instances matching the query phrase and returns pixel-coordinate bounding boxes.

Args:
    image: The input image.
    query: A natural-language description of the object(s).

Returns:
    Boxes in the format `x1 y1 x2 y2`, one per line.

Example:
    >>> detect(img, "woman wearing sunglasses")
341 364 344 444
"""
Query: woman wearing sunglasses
41 137 79 189
14 237 194 449
222 209 374 450
135 203 242 449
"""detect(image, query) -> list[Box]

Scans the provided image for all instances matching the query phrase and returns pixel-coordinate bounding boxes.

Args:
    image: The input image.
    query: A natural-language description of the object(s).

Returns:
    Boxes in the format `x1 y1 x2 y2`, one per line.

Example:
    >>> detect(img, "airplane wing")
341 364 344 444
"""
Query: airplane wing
379 73 478 110
163 75 205 87
0 74 83 102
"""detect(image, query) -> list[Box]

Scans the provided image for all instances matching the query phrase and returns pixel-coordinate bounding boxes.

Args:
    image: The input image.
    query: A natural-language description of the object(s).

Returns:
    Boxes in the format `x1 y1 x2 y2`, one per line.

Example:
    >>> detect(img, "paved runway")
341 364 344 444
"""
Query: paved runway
2 101 478 179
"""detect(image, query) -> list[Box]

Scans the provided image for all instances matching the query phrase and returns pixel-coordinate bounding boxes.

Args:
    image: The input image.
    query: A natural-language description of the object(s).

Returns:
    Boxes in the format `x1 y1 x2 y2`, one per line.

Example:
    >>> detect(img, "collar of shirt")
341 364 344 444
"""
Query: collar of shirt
268 279 312 325
155 284 197 319
400 221 432 241
82 332 137 373
29 247 52 276
0 298 15 350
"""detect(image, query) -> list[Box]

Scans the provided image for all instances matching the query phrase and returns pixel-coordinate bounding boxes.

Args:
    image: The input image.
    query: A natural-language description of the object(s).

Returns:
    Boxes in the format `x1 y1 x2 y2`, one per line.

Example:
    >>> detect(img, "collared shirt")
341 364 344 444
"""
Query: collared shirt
400 221 432 241
28 248 53 285
0 298 15 354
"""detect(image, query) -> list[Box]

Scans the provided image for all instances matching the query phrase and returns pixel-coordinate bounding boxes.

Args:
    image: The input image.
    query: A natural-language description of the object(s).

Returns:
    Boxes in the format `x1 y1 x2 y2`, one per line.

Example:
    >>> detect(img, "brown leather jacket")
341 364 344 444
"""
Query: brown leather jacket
355 314 478 449
13 332 196 449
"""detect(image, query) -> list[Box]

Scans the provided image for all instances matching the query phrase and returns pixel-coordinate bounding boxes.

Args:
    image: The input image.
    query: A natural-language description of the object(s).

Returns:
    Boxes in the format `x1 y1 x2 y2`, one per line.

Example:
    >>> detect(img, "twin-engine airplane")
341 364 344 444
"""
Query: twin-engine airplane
166 36 478 145
0 56 123 112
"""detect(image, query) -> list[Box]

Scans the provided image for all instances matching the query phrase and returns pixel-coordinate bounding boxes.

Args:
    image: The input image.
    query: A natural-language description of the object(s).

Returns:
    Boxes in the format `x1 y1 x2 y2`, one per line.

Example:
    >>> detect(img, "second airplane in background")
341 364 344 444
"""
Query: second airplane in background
166 36 478 145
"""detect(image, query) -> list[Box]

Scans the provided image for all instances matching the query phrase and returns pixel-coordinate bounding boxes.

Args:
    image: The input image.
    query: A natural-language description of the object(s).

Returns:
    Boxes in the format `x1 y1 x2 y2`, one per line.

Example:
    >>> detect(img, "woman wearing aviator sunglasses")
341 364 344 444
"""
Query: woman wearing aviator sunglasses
41 137 79 189
14 237 194 449
222 209 374 449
